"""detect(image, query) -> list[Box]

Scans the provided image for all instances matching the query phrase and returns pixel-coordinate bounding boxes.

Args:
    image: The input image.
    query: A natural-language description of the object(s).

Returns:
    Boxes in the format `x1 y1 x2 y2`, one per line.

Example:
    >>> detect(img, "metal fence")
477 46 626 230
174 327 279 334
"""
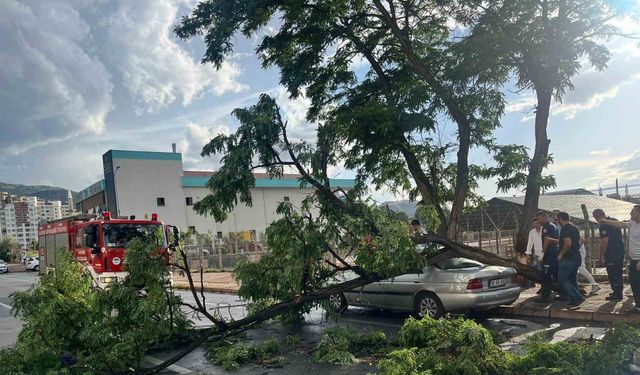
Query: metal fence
183 235 269 271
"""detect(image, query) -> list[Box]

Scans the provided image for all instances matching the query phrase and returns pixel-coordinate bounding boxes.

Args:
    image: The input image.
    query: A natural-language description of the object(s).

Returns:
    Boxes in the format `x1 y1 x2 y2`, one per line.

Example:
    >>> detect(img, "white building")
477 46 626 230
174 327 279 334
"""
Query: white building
0 193 77 249
76 149 355 239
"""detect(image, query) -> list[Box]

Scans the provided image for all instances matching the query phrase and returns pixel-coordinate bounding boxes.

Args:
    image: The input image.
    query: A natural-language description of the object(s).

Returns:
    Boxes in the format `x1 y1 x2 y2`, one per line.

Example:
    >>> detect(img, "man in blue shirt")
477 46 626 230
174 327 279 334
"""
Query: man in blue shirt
534 211 560 302
593 209 625 300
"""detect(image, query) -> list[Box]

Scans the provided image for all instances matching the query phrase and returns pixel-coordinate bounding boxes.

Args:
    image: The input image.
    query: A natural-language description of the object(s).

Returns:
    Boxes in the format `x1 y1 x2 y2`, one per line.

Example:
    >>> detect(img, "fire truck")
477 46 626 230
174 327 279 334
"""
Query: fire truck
38 212 176 288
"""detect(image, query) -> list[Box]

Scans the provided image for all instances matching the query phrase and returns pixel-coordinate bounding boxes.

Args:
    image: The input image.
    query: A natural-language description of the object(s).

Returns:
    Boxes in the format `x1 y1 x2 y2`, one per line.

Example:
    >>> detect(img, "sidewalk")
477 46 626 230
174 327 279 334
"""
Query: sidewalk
172 271 239 294
496 282 640 323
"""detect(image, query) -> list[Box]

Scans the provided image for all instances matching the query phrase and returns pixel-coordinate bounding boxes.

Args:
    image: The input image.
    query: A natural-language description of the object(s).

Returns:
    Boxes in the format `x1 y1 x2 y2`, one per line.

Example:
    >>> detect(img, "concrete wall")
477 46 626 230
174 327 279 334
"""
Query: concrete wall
183 186 315 236
112 157 188 228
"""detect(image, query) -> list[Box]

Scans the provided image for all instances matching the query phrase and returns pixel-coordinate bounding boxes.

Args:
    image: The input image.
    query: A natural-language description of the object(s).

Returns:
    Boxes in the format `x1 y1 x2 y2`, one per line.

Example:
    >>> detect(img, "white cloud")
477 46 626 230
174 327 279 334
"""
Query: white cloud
102 0 248 113
179 122 231 170
0 0 113 154
272 87 315 141
590 148 612 156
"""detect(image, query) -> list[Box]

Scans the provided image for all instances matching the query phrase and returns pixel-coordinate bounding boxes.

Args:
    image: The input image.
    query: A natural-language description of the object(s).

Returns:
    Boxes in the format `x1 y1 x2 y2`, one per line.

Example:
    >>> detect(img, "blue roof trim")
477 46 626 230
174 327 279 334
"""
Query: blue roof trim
78 179 106 201
109 150 182 161
181 176 356 189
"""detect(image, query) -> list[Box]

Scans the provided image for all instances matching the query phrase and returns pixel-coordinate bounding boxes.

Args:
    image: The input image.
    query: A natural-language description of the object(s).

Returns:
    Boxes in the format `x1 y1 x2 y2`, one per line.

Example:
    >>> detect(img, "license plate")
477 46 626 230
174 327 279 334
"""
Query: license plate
489 278 509 288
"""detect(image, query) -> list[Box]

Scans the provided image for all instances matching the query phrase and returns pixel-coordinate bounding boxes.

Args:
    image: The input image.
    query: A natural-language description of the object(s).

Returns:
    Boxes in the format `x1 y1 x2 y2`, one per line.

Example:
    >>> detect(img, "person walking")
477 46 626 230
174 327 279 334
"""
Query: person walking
534 211 560 302
577 239 600 294
592 209 625 301
596 205 640 313
556 212 586 308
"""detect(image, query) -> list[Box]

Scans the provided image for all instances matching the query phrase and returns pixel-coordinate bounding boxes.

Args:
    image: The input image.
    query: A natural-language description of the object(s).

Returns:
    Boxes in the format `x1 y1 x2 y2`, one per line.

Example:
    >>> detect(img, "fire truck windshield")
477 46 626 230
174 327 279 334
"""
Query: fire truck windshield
102 224 166 248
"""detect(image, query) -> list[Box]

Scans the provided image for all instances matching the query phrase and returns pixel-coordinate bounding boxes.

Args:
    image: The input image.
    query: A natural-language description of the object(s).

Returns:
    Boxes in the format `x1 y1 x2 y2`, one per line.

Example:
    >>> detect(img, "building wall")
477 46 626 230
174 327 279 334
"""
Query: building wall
183 186 315 237
111 153 188 228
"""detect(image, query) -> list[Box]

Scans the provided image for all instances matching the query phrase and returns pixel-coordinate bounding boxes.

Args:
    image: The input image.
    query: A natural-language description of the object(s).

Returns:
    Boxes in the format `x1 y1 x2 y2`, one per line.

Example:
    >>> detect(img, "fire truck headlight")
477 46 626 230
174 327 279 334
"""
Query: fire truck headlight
100 277 115 284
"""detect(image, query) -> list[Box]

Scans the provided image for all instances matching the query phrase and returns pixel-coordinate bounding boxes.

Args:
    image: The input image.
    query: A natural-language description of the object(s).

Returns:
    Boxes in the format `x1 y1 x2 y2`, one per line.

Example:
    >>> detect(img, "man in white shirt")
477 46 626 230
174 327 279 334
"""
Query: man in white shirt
526 220 543 265
597 204 640 313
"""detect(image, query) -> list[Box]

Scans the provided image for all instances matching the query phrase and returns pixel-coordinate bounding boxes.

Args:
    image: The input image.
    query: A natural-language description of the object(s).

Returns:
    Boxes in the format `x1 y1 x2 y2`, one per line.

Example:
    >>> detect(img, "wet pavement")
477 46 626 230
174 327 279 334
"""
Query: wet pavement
0 273 622 374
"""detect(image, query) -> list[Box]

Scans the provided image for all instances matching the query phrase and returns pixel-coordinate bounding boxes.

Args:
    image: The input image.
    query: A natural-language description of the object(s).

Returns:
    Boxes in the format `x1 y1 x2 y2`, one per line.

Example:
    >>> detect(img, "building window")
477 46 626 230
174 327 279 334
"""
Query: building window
216 232 223 239
283 196 290 202
186 197 194 206
156 197 165 207
188 226 196 234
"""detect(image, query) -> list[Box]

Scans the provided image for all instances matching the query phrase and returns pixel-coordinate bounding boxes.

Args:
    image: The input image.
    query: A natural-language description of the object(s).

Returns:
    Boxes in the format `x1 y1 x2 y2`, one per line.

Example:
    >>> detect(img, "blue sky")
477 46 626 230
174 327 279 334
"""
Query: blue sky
1 0 639 203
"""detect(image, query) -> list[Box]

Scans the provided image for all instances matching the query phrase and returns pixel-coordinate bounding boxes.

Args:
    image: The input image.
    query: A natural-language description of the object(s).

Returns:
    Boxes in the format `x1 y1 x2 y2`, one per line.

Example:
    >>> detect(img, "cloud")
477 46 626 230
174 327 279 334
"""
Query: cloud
101 0 248 113
272 87 316 142
179 122 231 170
0 0 113 154
590 148 612 156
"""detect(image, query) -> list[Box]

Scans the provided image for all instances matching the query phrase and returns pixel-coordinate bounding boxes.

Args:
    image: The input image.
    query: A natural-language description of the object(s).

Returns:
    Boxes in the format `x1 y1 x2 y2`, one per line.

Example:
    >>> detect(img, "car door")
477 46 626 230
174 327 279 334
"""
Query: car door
344 280 387 308
381 269 426 311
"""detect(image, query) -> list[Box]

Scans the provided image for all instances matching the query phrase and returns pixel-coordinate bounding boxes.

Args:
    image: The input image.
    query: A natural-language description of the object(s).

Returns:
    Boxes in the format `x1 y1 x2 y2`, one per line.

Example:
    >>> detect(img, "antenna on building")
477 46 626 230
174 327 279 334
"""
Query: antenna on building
171 143 177 153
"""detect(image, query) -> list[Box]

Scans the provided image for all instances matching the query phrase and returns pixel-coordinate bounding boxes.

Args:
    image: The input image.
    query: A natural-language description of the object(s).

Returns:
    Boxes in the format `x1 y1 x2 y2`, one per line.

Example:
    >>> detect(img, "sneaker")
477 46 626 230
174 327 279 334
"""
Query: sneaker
605 294 623 301
590 285 602 294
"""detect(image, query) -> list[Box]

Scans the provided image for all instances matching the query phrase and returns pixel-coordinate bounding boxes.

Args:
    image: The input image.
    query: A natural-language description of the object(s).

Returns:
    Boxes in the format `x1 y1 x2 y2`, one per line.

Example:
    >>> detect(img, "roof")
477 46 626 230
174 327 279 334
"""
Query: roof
492 195 636 223
183 171 302 179
105 150 182 162
544 188 595 196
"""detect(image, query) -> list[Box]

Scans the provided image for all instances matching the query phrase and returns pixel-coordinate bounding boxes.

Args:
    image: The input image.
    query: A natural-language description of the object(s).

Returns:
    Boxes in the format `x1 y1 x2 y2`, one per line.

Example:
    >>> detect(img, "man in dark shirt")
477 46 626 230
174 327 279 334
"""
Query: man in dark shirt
557 212 585 307
534 211 560 302
593 209 625 300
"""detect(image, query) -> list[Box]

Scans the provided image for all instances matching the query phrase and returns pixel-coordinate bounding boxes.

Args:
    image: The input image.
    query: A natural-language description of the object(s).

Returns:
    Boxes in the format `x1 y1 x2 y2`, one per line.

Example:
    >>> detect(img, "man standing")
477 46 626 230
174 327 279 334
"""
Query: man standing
557 212 585 307
534 211 560 302
592 209 625 301
526 219 543 270
597 205 640 313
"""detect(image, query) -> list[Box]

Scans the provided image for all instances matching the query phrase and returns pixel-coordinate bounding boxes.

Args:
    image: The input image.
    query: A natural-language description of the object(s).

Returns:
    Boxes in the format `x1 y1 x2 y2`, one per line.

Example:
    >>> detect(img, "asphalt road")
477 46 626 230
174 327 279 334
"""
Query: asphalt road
0 271 38 349
0 273 612 374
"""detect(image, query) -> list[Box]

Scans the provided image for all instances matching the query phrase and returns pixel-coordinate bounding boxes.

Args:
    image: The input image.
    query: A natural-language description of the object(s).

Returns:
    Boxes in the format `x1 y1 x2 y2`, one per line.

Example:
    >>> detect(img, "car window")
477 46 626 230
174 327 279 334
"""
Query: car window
435 257 483 270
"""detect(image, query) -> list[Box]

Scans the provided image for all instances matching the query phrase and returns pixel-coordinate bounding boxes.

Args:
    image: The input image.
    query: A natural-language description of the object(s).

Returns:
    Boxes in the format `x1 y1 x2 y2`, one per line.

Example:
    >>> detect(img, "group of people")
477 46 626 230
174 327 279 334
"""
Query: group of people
525 206 640 312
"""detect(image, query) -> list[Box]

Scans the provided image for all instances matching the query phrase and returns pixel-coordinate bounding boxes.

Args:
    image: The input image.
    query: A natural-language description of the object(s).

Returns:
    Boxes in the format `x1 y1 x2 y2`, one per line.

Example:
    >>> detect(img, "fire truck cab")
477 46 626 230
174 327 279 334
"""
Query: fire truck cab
38 212 173 289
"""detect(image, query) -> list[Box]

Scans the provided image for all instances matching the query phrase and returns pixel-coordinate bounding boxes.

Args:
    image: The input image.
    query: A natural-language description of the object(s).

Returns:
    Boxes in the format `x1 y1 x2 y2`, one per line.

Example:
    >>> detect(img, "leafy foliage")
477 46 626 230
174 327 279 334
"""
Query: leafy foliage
0 237 18 262
314 326 391 365
378 317 640 375
0 240 190 373
206 338 282 371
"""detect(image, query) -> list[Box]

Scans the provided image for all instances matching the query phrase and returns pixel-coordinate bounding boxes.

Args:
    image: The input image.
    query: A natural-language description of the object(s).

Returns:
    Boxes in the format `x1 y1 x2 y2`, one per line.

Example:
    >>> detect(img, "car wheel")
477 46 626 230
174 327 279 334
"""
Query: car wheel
327 292 348 313
34 265 40 272
414 292 444 319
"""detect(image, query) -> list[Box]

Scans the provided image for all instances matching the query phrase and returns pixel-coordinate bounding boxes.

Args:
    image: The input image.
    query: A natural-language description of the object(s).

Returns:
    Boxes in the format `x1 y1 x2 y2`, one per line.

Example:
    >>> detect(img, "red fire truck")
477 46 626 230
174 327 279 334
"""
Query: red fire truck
38 212 175 288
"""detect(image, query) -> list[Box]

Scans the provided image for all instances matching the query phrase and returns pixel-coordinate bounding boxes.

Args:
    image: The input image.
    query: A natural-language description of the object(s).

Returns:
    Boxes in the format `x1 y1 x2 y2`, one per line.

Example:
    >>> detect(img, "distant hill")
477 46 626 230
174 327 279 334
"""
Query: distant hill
381 200 418 217
0 182 79 203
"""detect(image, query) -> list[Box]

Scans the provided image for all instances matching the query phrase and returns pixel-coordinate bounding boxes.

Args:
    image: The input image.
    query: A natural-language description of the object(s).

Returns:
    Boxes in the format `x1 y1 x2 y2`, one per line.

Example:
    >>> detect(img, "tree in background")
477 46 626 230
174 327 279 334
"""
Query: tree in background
462 0 630 251
175 0 509 239
0 238 18 262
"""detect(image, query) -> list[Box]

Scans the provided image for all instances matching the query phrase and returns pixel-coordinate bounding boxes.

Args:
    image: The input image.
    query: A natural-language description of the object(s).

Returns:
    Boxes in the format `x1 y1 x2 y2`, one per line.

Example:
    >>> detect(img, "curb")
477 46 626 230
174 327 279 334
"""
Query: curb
494 305 640 324
172 283 238 295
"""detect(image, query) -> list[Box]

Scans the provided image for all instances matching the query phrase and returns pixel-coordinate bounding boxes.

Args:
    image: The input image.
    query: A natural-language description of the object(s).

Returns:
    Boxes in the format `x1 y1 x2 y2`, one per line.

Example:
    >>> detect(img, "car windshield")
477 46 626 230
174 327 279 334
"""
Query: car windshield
103 224 166 248
436 257 483 270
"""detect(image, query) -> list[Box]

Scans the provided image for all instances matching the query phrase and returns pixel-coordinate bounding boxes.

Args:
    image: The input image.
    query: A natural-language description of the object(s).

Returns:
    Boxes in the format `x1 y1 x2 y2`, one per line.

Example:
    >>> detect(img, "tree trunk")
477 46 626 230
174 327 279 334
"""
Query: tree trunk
448 126 471 240
517 88 553 253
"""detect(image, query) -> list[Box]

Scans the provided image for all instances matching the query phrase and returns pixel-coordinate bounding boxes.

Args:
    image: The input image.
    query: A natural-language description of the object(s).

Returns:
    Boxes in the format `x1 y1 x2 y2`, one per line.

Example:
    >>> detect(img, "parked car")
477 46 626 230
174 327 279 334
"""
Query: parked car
25 257 40 272
184 245 211 256
328 257 521 319
0 260 8 274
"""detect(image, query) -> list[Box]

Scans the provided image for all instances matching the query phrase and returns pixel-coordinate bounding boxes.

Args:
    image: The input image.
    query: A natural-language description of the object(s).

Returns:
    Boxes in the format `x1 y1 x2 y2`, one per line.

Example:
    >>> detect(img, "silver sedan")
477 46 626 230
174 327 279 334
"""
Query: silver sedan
328 257 521 319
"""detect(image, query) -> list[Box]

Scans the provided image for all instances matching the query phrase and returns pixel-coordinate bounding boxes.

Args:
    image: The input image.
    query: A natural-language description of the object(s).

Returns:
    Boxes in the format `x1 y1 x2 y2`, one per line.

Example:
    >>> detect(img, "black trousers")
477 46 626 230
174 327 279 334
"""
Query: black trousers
539 249 559 297
605 257 624 296
630 260 640 306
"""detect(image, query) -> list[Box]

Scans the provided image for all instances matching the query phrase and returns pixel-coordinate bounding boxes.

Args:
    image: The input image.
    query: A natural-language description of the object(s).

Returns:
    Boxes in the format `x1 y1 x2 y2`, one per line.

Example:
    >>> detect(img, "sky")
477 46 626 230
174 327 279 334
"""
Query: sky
0 0 639 203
